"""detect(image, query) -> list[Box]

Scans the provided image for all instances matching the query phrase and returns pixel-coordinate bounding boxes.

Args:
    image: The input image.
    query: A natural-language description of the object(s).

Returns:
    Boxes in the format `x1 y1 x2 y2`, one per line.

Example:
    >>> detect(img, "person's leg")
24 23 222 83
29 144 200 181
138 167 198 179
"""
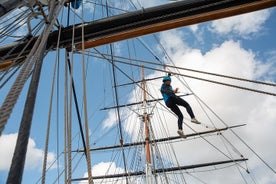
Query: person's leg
166 98 187 138
169 104 184 130
175 97 195 119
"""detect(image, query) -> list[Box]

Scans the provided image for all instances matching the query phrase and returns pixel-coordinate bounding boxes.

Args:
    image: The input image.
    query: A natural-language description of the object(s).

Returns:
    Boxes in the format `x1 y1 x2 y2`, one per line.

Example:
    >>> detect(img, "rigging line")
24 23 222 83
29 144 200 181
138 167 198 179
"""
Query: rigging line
220 133 249 184
136 37 163 64
56 47 60 184
148 120 179 184
232 128 276 174
188 83 276 175
0 13 30 40
152 33 221 132
0 63 22 89
181 121 249 172
126 39 139 112
81 0 94 181
64 54 68 184
80 50 276 88
41 4 65 182
81 1 94 182
91 47 198 139
41 45 59 184
129 119 144 174
171 57 239 163
35 151 64 184
7 1 62 183
114 60 276 96
0 7 28 25
109 51 276 88
82 49 170 110
86 0 130 14
0 8 30 34
177 72 225 132
0 30 48 135
53 152 85 184
106 2 129 183
68 4 80 181
65 12 70 183
55 5 66 184
65 51 88 158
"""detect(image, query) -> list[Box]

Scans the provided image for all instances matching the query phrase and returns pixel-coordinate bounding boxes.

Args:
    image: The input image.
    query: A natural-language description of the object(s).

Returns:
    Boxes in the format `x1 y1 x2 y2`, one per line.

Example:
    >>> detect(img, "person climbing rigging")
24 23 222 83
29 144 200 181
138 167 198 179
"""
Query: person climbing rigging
160 74 200 138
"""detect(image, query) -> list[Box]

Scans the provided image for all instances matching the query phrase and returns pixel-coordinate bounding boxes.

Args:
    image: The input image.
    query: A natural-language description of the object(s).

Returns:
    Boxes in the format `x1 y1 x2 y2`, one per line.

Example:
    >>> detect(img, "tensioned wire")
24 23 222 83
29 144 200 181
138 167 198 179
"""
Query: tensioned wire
177 73 276 174
97 51 252 172
82 51 276 88
102 58 276 97
92 46 251 182
173 75 251 182
148 90 224 184
69 0 274 180
105 1 130 182
156 33 276 178
0 6 58 135
145 82 182 183
0 18 44 81
148 117 184 184
81 51 251 184
91 48 180 183
80 1 94 183
155 35 258 182
0 8 30 41
41 3 66 183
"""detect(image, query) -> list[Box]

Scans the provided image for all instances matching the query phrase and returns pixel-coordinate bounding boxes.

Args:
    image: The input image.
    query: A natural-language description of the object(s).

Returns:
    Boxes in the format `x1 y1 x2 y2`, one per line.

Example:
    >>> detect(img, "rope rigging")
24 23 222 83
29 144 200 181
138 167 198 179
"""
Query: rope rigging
105 2 130 183
109 59 276 96
89 46 265 182
80 50 276 89
0 1 275 183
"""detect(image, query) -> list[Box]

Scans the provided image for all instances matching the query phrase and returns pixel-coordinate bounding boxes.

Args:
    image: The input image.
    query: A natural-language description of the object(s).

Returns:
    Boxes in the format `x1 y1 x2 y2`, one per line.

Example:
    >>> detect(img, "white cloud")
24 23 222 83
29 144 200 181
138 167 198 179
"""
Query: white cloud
210 9 270 37
98 6 276 183
0 133 56 171
102 110 117 129
80 162 125 184
118 34 276 183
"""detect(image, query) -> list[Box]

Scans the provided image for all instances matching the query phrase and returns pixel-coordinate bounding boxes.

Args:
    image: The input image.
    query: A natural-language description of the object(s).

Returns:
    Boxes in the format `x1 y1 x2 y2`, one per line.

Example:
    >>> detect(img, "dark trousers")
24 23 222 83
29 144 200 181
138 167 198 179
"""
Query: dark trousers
165 96 195 130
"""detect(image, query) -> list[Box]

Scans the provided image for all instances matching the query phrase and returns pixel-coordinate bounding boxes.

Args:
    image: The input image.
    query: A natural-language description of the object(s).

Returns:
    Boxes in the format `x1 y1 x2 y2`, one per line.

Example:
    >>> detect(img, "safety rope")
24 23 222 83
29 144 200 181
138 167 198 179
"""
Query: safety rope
0 42 42 135
81 1 93 183
0 4 53 135
41 41 59 184
110 60 276 97
41 2 66 182
6 1 65 183
64 49 68 184
81 51 276 88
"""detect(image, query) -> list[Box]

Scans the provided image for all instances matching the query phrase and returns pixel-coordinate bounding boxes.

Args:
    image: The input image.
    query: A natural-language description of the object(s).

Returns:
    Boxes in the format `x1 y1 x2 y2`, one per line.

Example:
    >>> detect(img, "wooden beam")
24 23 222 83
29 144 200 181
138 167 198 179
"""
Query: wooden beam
0 60 13 70
77 0 276 50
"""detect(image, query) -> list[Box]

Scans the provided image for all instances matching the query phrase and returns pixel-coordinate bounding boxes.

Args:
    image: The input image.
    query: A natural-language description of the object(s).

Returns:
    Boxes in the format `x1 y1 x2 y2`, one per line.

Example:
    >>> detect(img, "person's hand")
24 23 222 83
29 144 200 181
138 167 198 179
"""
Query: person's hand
174 88 179 93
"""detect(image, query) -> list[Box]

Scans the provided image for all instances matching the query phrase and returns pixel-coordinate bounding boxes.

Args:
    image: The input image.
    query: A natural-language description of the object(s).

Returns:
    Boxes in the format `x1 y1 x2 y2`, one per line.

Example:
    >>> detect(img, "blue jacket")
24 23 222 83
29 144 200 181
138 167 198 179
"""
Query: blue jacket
160 83 176 102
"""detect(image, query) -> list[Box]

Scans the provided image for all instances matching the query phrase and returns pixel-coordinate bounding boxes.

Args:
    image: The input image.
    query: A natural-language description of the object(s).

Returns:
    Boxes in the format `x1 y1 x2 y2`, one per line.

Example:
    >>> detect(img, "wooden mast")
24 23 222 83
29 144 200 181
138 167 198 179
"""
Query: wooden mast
142 66 153 184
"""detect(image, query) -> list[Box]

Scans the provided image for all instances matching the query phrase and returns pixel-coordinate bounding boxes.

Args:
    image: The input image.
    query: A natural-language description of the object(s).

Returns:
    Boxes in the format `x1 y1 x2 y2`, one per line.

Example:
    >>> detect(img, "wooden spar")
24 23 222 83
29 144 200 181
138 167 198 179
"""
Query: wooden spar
100 94 192 110
142 66 151 165
73 124 246 152
0 0 275 67
71 158 248 181
0 60 13 70
75 0 276 50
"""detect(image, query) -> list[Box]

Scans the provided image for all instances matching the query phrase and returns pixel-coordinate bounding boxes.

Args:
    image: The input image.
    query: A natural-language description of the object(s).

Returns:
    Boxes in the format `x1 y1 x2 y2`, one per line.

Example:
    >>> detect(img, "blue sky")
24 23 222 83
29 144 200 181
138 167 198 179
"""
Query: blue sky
0 1 276 184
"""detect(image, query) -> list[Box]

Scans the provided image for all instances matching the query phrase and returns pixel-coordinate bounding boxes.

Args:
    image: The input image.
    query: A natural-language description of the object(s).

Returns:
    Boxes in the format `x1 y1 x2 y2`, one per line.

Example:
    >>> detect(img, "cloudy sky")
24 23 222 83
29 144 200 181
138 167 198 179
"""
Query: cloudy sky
0 1 275 184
